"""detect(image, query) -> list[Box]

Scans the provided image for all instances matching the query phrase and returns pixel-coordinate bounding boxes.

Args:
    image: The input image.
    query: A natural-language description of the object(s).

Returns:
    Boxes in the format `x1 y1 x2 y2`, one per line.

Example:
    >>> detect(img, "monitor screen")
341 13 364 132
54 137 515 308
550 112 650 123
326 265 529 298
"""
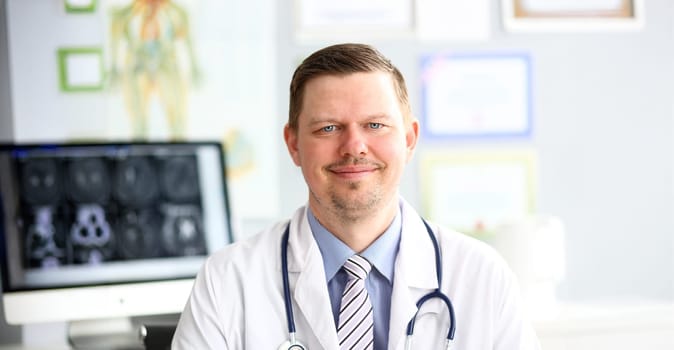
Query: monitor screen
0 142 232 326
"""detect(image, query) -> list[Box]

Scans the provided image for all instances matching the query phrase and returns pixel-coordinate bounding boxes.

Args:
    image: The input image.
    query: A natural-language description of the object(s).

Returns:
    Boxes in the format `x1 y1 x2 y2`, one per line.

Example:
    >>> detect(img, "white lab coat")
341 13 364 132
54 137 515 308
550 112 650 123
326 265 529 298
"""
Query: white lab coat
172 200 540 349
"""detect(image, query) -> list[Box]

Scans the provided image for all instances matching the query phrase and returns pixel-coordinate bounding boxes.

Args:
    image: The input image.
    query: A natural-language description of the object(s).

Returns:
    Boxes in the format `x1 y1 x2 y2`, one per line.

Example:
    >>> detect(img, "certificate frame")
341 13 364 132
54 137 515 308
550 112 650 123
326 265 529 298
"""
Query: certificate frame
57 47 104 92
420 150 537 238
294 0 414 42
64 0 97 13
420 52 533 140
502 0 645 32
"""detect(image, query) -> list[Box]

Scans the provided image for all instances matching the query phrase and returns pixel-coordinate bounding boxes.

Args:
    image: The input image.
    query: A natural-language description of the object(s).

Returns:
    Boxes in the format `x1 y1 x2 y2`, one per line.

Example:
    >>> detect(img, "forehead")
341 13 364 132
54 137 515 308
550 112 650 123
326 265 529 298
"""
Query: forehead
303 70 394 89
300 72 400 115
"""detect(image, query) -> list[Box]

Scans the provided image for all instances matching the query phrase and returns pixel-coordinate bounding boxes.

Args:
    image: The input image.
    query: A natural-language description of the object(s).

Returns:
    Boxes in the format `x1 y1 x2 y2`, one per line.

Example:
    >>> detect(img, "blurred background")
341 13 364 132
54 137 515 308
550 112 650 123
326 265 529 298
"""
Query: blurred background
0 0 672 348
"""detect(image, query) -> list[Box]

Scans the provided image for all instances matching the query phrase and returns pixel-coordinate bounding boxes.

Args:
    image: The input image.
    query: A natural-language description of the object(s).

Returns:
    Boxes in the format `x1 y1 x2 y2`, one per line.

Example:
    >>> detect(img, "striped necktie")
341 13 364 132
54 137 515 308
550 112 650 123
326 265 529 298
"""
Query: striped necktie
337 255 374 350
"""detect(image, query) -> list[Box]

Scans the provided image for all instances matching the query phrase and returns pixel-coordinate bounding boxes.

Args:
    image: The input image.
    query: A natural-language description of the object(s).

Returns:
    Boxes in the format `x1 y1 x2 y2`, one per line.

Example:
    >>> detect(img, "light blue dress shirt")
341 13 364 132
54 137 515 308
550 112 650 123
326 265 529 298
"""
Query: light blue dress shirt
308 207 401 350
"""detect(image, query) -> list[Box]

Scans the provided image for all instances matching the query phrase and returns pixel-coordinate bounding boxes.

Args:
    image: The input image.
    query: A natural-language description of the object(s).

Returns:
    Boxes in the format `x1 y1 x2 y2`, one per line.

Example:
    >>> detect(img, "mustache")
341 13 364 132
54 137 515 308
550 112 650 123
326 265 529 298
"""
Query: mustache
326 157 384 170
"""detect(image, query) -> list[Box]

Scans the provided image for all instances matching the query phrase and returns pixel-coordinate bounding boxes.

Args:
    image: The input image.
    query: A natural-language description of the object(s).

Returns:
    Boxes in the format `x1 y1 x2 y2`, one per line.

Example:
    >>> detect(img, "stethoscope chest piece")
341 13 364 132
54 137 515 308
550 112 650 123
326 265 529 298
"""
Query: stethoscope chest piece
277 340 306 350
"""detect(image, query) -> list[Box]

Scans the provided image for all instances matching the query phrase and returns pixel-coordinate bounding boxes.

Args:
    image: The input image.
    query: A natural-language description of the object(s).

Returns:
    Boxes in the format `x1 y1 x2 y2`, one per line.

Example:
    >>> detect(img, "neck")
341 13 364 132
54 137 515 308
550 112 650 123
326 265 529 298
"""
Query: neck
309 195 399 253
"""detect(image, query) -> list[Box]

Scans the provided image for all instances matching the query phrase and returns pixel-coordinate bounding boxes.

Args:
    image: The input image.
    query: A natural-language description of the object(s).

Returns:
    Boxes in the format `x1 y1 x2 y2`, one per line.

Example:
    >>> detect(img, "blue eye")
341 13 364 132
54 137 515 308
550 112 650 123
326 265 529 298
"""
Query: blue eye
321 125 335 132
369 123 383 129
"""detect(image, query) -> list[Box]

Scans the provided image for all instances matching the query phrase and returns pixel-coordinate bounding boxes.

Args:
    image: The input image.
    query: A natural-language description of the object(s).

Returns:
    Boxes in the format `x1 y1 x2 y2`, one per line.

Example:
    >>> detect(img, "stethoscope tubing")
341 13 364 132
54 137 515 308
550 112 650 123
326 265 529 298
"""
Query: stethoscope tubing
280 217 456 349
281 228 297 334
405 220 456 341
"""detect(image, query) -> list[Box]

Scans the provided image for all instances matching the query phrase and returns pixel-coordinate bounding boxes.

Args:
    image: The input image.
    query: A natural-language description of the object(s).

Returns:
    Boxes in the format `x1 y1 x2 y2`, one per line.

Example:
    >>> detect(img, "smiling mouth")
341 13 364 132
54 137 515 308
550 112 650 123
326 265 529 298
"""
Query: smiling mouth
327 159 382 179
330 165 377 173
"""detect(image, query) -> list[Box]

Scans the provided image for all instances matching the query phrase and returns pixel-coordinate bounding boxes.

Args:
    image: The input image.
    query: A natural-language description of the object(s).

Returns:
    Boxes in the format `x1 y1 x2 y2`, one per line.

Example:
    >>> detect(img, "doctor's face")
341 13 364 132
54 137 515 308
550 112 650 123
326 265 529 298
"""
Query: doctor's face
284 72 419 222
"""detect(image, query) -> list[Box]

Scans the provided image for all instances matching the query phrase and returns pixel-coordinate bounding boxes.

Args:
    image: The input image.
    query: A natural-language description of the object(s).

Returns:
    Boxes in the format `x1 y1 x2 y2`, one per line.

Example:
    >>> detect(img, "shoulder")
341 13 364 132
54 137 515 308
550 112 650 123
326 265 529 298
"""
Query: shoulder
202 219 289 276
435 223 513 277
399 198 509 273
200 205 309 279
439 225 504 263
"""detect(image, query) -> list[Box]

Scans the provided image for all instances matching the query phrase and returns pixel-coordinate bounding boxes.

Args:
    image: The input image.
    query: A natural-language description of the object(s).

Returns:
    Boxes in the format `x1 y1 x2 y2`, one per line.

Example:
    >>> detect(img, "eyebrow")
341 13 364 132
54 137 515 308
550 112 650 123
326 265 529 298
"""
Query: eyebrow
305 113 393 126
305 116 338 127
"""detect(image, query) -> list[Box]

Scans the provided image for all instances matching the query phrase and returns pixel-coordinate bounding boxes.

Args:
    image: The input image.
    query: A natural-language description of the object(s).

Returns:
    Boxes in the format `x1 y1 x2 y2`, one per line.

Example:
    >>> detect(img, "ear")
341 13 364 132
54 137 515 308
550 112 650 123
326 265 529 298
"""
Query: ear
283 123 302 166
405 118 419 162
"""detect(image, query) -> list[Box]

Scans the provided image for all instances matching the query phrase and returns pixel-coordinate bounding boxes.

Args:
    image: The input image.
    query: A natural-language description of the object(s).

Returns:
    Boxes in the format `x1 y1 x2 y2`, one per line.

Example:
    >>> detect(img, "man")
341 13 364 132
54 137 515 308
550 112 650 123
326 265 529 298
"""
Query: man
172 43 540 349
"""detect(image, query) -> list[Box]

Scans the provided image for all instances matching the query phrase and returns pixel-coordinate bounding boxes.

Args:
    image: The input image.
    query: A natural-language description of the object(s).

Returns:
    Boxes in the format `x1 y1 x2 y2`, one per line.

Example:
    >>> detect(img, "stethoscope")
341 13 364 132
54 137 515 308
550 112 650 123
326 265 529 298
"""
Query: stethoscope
278 218 456 350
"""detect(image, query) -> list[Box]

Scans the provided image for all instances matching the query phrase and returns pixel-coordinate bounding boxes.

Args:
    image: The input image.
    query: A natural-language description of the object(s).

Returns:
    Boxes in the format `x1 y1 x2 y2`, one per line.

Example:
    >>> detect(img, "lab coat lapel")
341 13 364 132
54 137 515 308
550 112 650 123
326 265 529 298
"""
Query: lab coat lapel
286 207 340 350
388 201 439 350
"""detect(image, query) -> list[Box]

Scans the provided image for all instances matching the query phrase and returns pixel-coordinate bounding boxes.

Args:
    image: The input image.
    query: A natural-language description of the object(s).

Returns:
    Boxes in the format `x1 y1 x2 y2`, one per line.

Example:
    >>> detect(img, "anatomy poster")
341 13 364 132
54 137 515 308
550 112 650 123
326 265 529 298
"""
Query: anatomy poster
6 0 280 219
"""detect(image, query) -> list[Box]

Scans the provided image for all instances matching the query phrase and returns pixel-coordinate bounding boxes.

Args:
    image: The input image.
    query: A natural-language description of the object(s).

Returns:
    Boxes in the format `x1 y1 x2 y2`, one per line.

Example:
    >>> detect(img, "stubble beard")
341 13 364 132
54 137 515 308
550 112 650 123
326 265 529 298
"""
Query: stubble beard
326 179 384 224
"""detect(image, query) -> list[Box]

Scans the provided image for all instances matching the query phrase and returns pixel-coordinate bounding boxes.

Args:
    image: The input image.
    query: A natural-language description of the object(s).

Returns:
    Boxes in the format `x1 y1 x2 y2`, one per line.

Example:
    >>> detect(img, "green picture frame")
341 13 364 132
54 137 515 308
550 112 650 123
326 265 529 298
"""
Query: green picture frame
64 0 98 13
57 47 104 92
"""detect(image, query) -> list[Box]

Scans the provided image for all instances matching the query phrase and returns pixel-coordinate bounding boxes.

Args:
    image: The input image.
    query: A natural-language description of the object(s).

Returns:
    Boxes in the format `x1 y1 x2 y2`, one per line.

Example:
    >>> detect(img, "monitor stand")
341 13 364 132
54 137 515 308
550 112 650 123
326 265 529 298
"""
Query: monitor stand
22 315 179 349
67 317 142 350
22 321 69 348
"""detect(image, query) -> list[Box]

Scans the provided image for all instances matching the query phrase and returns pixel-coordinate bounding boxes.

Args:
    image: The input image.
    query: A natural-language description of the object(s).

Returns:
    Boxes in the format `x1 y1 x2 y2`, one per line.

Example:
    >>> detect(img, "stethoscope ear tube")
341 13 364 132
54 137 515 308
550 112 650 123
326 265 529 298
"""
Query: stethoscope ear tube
281 227 296 333
281 226 308 350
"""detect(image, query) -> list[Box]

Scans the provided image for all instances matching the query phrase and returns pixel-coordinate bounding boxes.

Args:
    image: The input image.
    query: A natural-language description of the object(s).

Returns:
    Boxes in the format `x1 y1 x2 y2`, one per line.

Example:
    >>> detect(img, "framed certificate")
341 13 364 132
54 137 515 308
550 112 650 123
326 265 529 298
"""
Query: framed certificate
415 0 491 42
420 52 532 139
420 150 537 237
295 0 414 42
502 0 645 32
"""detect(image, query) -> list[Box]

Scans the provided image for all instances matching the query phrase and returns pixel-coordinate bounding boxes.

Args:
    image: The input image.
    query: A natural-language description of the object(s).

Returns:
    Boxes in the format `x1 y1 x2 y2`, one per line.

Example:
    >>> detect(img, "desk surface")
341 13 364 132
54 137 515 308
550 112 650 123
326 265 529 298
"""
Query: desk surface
534 302 674 350
534 301 674 333
2 302 673 350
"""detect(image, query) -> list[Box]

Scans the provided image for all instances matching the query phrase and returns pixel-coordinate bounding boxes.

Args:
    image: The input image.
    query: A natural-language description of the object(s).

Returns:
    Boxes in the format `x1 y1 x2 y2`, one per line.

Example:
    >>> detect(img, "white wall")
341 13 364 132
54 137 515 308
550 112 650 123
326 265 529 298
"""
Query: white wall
273 0 674 302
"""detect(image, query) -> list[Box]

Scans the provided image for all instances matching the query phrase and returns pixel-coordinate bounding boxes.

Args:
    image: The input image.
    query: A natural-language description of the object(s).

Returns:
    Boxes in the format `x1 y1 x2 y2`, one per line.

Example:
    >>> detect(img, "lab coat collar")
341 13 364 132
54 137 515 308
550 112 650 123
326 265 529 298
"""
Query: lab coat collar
398 198 439 289
388 198 440 349
285 206 313 273
286 206 341 349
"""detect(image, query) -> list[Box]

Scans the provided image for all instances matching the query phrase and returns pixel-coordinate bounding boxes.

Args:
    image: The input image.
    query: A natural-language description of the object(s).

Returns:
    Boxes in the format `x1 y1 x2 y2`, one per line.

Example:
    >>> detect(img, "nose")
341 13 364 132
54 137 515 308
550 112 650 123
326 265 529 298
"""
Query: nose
339 126 368 158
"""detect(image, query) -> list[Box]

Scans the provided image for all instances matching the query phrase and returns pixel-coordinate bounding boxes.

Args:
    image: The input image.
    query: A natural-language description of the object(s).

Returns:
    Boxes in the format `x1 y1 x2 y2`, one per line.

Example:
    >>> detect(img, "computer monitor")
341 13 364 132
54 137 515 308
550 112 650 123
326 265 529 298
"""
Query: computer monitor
0 141 232 346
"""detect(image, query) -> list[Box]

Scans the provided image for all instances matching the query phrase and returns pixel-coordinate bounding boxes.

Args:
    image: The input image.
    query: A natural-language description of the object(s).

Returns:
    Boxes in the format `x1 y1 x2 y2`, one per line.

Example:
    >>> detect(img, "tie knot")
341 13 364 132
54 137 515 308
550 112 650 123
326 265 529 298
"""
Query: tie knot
343 255 372 280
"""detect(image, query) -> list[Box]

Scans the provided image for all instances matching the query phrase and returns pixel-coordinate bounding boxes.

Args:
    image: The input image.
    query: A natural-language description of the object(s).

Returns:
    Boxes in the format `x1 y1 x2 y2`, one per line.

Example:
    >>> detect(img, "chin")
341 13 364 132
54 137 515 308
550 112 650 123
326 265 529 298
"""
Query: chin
330 190 383 212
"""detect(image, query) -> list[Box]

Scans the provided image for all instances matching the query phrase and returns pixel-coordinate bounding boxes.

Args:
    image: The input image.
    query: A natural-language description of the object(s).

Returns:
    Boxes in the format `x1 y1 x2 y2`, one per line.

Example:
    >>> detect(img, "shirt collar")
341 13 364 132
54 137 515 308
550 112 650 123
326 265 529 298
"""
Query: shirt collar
308 205 401 284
